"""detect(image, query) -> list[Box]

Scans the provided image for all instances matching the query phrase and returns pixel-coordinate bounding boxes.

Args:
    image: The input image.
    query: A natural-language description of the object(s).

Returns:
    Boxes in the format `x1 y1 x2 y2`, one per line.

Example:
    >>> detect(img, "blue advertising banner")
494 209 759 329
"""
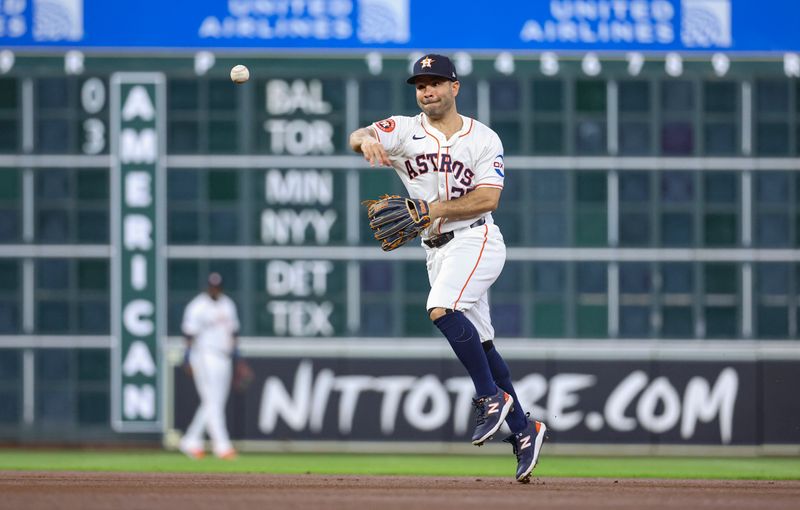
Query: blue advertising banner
1 0 799 53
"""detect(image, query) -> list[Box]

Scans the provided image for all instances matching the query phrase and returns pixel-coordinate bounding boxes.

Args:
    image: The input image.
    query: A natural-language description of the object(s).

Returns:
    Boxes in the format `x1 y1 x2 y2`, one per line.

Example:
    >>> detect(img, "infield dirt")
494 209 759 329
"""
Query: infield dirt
1 471 798 510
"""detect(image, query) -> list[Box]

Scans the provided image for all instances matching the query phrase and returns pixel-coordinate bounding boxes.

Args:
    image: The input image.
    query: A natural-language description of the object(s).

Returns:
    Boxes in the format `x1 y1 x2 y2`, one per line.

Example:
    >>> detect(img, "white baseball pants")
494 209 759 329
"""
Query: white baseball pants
425 223 506 342
180 349 233 456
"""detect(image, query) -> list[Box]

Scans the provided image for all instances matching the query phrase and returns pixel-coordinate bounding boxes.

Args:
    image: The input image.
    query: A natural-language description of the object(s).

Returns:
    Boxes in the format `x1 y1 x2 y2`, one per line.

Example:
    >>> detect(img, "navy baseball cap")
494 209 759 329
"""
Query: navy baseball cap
407 54 458 84
207 272 223 287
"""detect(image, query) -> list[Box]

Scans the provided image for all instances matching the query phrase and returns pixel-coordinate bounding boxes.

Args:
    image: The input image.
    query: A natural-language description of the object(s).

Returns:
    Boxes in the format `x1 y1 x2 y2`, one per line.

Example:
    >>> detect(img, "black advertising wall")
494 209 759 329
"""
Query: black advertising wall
172 357 800 446
760 362 800 444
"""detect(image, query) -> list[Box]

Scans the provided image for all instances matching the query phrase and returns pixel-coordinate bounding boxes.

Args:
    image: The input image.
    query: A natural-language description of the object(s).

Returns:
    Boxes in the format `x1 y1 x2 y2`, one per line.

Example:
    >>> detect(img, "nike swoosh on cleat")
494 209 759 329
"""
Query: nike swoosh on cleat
412 134 425 140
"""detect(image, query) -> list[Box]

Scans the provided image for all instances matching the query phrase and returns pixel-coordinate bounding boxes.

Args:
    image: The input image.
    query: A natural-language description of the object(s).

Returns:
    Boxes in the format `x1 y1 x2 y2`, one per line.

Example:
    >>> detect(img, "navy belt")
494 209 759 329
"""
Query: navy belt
423 217 486 248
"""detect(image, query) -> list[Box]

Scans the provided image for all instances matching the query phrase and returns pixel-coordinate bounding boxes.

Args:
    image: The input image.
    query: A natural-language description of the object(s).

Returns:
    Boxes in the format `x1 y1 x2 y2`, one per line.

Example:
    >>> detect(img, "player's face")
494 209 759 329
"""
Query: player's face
208 286 222 300
415 76 459 119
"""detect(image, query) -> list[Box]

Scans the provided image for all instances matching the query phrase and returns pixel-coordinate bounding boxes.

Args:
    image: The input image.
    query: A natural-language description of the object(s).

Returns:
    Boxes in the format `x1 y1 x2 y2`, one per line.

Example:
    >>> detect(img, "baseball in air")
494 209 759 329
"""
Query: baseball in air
230 64 250 84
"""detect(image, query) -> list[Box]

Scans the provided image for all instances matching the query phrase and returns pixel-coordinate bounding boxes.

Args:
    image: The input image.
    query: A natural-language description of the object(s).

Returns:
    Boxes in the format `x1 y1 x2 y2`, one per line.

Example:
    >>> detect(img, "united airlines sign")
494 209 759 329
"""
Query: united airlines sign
1 0 798 53
520 0 732 49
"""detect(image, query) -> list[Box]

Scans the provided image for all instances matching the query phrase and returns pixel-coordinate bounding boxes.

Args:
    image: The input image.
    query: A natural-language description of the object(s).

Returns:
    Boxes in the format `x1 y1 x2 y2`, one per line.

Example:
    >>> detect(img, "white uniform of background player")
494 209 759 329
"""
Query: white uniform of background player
179 272 240 460
349 54 547 483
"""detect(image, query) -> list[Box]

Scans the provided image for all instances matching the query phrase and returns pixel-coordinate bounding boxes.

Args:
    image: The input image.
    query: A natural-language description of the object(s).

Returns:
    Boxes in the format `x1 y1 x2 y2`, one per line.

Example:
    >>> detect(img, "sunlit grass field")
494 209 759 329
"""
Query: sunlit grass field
1 451 798 480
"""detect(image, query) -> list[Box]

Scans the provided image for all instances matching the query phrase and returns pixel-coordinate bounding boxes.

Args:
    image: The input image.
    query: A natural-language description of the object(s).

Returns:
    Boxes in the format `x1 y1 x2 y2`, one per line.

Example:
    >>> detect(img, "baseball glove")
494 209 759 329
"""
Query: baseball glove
362 194 431 251
232 359 254 392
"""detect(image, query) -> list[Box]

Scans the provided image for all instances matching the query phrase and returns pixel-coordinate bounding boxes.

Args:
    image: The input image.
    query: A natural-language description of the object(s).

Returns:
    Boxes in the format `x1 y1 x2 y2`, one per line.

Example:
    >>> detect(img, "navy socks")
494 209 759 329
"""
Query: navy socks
433 311 497 397
483 342 529 434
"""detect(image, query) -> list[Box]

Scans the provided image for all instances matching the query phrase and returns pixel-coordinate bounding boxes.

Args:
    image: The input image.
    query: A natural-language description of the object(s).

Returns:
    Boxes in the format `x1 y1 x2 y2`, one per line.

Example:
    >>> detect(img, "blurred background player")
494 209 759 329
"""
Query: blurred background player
179 272 240 460
349 54 546 482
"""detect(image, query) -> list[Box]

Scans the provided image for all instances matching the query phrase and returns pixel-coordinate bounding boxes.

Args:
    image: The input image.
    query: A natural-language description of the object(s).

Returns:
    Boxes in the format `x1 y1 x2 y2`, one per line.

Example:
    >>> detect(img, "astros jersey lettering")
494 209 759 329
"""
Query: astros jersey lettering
371 113 507 342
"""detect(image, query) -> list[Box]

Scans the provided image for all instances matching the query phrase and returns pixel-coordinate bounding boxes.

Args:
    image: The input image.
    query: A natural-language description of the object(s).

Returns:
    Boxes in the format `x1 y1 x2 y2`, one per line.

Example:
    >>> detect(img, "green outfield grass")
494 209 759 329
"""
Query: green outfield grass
1 451 799 480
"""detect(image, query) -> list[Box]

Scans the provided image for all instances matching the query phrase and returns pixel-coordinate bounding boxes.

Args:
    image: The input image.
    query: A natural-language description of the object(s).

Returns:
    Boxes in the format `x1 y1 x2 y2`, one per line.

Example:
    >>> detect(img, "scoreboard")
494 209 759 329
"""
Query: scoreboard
1 49 800 440
2 52 800 339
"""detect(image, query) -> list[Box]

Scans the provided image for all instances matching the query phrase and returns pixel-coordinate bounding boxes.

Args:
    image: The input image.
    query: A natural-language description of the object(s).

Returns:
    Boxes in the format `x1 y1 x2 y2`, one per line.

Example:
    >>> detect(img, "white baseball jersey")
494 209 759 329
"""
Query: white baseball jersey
182 293 240 356
371 113 505 238
370 113 508 341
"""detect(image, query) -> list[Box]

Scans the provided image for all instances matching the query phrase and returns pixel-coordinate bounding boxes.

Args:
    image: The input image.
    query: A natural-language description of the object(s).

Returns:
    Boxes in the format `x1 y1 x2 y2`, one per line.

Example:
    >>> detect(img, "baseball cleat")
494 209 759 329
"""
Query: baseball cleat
470 388 514 446
179 445 205 460
217 449 238 460
504 419 547 483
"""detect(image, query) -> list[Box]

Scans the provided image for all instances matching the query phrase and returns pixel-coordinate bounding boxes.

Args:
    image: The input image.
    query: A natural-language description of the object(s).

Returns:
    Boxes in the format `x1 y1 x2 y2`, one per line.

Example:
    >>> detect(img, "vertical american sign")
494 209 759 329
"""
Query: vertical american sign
110 74 165 432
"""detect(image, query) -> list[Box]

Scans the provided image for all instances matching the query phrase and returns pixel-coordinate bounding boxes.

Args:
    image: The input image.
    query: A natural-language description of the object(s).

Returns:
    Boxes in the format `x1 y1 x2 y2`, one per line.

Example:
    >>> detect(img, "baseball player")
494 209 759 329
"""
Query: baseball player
349 54 546 482
179 272 240 460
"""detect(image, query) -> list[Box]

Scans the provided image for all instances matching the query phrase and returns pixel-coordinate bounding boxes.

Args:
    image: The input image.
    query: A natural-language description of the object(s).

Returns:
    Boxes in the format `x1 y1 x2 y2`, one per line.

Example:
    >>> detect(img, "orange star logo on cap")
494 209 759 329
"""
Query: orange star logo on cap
420 56 434 68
